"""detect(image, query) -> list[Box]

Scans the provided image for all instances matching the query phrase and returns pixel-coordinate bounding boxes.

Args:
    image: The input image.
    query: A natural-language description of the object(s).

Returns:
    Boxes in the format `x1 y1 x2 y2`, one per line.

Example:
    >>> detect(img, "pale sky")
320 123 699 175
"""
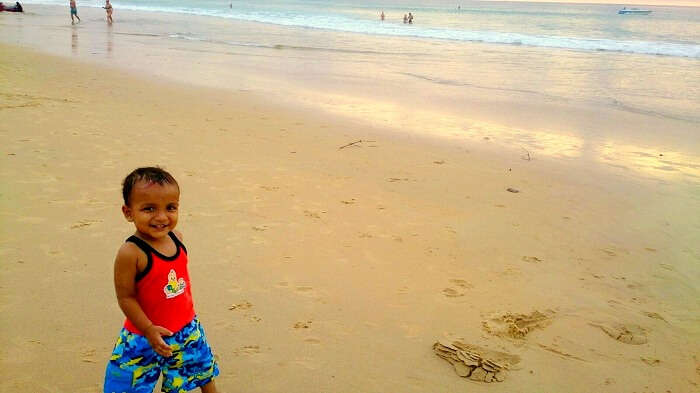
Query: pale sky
491 0 699 6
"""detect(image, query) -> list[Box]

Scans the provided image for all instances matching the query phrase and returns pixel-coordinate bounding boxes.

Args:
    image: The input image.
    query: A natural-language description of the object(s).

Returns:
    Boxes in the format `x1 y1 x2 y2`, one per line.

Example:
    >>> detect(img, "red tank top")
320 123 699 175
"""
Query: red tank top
123 232 196 335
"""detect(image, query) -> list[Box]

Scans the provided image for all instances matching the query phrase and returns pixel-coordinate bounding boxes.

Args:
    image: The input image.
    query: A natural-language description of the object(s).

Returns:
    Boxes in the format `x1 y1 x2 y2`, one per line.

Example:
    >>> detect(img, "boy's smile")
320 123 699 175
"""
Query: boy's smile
122 181 180 241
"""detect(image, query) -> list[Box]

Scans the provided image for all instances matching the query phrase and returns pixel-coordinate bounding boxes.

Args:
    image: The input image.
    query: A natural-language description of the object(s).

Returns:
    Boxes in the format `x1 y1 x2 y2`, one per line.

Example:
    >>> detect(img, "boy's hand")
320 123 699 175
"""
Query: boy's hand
144 325 174 357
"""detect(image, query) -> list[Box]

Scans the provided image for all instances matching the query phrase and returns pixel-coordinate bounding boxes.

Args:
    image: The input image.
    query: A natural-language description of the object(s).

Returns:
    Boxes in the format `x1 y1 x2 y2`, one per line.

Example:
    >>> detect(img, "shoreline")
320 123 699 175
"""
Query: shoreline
1 11 700 393
3 5 699 185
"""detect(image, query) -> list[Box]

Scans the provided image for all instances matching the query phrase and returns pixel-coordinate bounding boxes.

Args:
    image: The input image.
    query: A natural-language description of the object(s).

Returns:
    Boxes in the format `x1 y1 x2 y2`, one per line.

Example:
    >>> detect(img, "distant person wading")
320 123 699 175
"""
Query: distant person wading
69 0 80 24
103 0 113 24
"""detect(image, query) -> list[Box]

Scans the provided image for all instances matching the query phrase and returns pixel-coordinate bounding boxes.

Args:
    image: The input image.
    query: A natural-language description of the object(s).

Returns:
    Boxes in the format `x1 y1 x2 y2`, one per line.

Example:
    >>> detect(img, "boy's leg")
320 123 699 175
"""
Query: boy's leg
104 328 162 393
161 318 219 393
200 380 218 393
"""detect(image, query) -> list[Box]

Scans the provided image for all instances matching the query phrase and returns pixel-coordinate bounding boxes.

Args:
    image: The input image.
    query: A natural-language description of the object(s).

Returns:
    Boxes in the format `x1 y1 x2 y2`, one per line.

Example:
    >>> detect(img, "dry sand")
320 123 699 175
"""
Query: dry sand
1 43 699 392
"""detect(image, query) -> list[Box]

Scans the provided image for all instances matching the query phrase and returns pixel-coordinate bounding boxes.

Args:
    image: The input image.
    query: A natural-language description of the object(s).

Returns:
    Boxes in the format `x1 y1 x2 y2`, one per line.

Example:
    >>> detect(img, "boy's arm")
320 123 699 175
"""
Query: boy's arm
113 243 174 357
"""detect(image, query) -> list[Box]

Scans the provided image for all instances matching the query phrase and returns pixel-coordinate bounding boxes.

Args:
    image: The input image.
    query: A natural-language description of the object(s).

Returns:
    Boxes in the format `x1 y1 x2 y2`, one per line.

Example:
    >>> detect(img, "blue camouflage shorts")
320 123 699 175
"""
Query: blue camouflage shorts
104 317 219 393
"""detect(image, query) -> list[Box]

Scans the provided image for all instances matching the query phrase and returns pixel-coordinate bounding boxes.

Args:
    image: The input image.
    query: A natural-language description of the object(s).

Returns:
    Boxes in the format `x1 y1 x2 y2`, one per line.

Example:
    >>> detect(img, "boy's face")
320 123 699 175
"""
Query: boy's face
122 180 180 241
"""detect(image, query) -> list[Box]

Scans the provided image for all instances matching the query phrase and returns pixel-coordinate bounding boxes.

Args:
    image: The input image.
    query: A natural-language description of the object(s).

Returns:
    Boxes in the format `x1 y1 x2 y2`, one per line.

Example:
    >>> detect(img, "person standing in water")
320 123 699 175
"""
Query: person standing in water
380 11 385 21
103 0 113 24
69 0 80 24
408 12 413 24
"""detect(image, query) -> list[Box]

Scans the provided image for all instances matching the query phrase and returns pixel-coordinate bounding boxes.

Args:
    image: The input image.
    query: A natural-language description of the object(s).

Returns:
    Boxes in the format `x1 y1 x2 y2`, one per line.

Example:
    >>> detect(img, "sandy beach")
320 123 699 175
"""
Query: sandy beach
1 4 700 393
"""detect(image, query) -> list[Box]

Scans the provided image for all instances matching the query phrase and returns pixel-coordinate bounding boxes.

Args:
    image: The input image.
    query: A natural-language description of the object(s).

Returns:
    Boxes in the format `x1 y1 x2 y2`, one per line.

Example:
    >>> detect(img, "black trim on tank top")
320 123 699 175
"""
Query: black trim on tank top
168 231 187 255
126 232 184 282
127 236 153 282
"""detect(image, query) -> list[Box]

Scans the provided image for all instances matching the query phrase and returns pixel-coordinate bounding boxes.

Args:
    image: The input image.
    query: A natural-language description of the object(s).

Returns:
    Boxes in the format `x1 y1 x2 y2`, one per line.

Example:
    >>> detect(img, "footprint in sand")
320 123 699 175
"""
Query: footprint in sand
442 288 464 297
449 279 474 289
229 301 253 311
340 199 356 205
602 249 617 257
521 256 542 263
295 286 320 299
70 219 102 229
601 247 629 258
81 348 96 363
303 210 321 219
659 263 674 271
233 345 260 356
482 310 555 339
590 322 648 345
42 247 64 257
294 321 312 329
434 341 520 383
441 280 474 297
642 311 667 322
396 286 410 295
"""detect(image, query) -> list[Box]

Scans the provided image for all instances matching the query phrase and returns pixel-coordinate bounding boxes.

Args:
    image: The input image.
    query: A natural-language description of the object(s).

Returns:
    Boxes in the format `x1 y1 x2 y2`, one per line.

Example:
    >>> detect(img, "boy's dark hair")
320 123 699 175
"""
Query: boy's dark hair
122 167 179 205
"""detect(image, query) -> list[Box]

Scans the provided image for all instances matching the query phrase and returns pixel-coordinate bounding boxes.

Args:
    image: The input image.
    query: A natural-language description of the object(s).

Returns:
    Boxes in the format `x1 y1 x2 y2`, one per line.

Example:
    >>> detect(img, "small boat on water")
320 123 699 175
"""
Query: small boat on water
618 7 652 15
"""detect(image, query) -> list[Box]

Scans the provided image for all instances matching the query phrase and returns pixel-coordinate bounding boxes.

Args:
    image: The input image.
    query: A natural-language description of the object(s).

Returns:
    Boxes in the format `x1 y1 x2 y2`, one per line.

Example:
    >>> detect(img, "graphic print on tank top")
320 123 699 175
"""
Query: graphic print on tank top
122 232 196 334
164 268 187 298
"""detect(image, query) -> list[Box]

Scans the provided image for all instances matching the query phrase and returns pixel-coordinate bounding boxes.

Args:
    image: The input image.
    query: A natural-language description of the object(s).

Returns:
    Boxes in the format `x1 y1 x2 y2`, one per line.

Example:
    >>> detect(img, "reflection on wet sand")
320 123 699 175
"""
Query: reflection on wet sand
71 27 78 55
308 92 699 182
597 141 700 181
310 91 584 157
107 25 113 57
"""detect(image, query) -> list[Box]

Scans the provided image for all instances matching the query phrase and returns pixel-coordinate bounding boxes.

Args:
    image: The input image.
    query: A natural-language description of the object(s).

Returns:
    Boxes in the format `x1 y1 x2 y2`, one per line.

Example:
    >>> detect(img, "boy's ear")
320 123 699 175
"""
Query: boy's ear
122 205 134 222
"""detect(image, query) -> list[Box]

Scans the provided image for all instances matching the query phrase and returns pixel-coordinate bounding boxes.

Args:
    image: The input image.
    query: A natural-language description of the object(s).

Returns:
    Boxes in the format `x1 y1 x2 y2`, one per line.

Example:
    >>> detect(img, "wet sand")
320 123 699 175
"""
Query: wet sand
1 12 699 393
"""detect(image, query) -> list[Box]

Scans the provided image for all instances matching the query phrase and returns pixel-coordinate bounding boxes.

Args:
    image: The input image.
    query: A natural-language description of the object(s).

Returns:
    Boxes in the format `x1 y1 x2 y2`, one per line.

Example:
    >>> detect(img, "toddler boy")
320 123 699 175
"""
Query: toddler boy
104 167 219 393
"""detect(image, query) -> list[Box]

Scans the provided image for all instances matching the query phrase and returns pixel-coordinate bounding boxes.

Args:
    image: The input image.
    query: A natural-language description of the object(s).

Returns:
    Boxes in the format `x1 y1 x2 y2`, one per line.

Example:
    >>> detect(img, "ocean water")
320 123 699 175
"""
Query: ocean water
24 0 700 58
15 1 699 123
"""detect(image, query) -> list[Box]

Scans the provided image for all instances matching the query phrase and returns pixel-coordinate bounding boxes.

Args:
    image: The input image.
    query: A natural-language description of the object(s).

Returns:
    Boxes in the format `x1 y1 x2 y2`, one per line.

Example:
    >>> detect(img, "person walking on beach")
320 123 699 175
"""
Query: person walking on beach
69 0 80 24
103 0 113 24
103 167 220 393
